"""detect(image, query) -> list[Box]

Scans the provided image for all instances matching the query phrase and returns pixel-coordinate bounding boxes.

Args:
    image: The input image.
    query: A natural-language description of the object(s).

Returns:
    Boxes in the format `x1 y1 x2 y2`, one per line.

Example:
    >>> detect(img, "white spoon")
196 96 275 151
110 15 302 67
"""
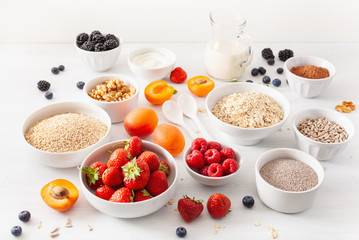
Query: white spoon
177 93 213 140
162 100 197 139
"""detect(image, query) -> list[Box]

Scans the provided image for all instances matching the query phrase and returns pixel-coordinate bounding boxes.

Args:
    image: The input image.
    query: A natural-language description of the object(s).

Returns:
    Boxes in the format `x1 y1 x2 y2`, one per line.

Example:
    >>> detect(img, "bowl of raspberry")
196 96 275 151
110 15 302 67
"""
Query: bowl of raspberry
183 138 243 186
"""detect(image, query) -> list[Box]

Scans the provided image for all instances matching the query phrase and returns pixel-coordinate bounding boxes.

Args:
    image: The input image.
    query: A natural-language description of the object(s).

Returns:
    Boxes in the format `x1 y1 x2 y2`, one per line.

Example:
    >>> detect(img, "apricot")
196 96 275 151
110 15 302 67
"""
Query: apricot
124 107 158 137
153 123 185 156
41 179 79 211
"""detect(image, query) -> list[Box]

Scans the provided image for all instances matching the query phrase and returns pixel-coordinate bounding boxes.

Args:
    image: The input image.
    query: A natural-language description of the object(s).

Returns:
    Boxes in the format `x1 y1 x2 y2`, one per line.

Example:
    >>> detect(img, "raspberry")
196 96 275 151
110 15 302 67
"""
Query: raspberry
204 149 221 165
220 147 236 162
207 141 222 152
207 163 223 177
199 165 209 176
186 150 205 169
222 158 239 175
191 138 207 154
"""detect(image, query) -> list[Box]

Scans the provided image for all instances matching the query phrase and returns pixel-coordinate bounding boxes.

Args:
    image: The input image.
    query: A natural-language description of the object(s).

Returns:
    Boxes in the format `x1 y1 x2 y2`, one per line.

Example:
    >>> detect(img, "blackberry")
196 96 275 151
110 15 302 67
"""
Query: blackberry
37 80 51 91
51 67 59 74
92 34 106 44
106 34 118 41
81 41 95 51
277 67 284 74
251 68 259 76
262 48 274 60
76 33 89 47
273 78 281 87
267 58 275 65
258 67 266 75
45 92 53 100
90 30 101 40
262 76 271 84
278 49 294 61
94 43 106 52
104 39 119 50
58 65 65 71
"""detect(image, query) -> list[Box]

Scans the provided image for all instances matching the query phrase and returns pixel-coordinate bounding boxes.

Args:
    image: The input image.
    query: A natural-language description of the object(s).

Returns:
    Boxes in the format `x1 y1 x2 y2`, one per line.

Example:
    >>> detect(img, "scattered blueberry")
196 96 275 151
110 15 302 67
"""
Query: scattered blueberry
277 67 284 74
18 210 31 222
258 67 266 75
242 196 255 208
76 81 85 90
246 80 253 83
176 227 187 238
58 65 65 71
51 67 59 74
45 92 53 100
267 58 275 65
273 78 282 87
251 68 259 76
262 76 271 84
11 226 22 237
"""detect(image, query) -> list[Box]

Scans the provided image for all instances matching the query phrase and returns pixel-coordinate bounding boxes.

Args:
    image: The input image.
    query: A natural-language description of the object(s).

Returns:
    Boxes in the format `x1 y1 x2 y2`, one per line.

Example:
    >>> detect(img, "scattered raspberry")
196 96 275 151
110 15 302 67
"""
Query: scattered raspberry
199 165 209 176
222 158 238 175
207 163 223 177
207 141 222 152
204 149 221 165
220 147 236 162
191 138 207 154
186 150 205 169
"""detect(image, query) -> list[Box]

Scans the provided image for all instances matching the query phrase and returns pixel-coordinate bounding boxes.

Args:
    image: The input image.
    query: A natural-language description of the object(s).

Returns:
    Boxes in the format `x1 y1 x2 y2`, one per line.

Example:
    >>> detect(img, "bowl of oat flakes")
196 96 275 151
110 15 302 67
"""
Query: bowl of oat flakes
84 74 139 123
292 108 355 160
205 83 290 145
22 102 111 168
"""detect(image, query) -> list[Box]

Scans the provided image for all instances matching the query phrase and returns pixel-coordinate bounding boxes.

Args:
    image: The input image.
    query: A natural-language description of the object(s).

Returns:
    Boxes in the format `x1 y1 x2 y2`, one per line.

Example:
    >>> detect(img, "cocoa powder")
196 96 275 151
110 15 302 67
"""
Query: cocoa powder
290 65 329 79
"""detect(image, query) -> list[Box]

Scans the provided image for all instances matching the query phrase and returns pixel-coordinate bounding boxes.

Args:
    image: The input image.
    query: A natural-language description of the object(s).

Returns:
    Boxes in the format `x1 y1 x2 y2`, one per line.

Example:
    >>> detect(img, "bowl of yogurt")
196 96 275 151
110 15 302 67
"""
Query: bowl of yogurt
128 47 176 81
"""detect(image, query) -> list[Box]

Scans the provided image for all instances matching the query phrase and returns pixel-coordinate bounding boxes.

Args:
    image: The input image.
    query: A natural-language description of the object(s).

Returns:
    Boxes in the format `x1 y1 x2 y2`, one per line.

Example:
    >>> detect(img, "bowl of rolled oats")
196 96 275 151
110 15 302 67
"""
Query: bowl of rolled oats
84 74 139 123
292 108 355 160
205 82 290 145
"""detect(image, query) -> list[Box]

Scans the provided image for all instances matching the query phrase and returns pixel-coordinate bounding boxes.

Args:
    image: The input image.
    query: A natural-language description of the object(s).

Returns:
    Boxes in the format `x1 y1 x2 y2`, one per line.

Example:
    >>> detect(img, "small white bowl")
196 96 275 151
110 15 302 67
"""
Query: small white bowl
79 140 178 218
183 143 243 186
284 56 336 98
205 83 290 145
128 47 176 81
22 102 111 168
292 108 355 160
75 37 123 72
255 148 324 213
84 74 139 123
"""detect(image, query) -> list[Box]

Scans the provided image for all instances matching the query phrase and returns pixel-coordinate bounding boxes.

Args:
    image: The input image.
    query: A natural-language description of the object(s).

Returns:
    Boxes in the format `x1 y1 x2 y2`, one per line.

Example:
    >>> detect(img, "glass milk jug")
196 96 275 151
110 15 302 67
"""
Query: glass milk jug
204 10 252 81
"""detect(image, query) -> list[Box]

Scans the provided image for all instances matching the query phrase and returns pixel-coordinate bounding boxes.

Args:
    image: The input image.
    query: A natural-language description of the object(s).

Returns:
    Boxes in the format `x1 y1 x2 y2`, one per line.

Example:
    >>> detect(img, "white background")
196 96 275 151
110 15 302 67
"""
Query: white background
1 0 359 43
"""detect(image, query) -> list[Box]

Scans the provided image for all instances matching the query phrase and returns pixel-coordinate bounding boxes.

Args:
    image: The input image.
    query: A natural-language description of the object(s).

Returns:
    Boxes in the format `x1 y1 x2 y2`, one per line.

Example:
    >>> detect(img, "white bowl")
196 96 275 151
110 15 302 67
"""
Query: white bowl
128 47 176 81
183 143 243 186
22 102 111 168
292 108 355 160
255 148 324 213
84 74 139 123
284 56 336 98
75 37 123 72
79 140 178 218
205 83 290 145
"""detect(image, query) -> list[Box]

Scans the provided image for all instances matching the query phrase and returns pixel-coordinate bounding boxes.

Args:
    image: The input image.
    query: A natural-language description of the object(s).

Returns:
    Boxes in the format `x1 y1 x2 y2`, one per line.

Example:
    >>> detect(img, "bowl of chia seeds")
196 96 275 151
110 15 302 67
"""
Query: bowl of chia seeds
255 148 325 213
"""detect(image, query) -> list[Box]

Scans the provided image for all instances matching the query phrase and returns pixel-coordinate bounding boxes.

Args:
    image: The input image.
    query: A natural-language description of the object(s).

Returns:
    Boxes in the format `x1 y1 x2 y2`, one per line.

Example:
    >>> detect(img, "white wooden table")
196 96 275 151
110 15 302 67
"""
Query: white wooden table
0 43 358 239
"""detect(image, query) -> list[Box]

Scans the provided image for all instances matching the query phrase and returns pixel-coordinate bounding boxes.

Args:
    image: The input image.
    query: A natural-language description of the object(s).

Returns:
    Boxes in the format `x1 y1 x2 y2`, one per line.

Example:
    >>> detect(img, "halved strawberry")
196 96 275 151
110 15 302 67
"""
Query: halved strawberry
107 148 131 169
122 159 150 190
124 136 143 158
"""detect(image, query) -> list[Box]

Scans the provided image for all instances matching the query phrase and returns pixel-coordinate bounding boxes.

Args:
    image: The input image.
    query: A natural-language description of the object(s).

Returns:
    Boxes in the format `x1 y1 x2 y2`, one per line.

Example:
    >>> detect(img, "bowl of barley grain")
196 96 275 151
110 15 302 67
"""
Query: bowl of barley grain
292 108 355 160
22 102 111 168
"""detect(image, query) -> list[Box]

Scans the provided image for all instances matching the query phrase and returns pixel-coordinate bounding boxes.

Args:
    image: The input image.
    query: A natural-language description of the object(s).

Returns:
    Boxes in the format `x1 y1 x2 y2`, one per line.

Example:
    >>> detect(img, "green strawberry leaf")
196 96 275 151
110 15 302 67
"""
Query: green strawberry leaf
78 166 101 185
122 159 142 181
158 162 169 175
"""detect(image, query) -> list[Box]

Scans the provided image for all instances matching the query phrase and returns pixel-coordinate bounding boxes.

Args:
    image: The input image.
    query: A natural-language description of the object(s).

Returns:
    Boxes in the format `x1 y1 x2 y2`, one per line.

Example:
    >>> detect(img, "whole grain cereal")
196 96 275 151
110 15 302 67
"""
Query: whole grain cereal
88 78 136 102
25 113 108 153
212 92 284 128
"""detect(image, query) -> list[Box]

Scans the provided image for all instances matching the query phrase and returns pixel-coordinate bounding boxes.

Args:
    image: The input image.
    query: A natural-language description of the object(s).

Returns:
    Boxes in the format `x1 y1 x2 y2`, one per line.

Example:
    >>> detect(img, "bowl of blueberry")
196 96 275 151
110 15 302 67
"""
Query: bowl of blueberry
75 30 122 72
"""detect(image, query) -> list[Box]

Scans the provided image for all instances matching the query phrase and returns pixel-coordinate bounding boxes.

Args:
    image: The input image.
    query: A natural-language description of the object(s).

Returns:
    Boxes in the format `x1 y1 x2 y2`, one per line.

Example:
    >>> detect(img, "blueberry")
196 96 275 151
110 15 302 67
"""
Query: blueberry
262 76 271 84
258 67 266 75
45 92 53 100
246 80 253 83
51 67 59 74
267 58 275 65
76 81 85 90
18 210 31 222
176 227 187 238
58 65 65 71
277 67 284 74
242 196 255 208
11 226 22 236
251 68 259 76
273 78 282 87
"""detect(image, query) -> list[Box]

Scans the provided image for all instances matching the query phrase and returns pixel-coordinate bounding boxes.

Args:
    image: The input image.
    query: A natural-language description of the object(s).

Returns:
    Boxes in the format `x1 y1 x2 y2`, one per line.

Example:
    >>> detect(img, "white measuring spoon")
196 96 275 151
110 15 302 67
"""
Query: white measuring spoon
177 93 213 140
162 100 197 139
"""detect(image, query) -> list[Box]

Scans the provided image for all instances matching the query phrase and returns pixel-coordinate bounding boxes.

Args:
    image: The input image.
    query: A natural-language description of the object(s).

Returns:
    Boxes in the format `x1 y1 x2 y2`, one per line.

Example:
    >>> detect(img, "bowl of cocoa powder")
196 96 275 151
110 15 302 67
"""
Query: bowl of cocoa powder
284 56 336 98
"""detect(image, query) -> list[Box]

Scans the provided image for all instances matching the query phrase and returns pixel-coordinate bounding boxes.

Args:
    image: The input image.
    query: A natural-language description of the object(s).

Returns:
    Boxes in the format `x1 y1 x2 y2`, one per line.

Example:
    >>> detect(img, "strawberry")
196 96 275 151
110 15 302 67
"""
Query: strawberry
107 148 131 169
170 67 187 83
158 160 170 176
122 159 150 190
137 150 160 172
95 186 115 201
207 193 231 218
124 136 143 158
222 158 239 175
109 187 134 203
134 189 152 202
146 170 168 196
177 195 204 223
207 163 223 177
186 150 205 169
78 161 107 190
102 167 122 186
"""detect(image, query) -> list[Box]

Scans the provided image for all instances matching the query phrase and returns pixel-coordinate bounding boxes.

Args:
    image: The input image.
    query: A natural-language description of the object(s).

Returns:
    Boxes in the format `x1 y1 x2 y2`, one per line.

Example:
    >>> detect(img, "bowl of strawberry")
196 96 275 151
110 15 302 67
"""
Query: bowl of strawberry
79 136 177 218
184 138 242 186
